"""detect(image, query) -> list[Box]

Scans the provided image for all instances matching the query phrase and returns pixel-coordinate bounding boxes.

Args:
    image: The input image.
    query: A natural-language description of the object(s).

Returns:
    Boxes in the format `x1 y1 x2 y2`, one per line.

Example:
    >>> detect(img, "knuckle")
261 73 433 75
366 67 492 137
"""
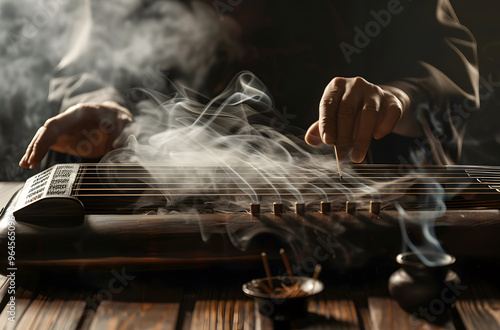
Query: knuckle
390 97 404 110
373 84 385 96
352 76 367 86
43 117 61 135
327 77 346 91
361 103 379 115
330 76 345 86
70 103 86 111
31 140 41 149
351 77 377 93
43 118 55 128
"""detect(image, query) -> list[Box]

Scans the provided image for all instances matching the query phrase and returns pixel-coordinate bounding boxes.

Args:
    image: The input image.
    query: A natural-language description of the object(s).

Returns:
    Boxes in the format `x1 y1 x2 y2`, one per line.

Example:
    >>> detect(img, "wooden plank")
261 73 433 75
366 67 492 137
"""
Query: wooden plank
15 289 86 330
232 297 247 330
368 296 408 330
455 278 500 329
367 284 456 330
242 299 255 330
306 285 360 329
89 301 180 330
188 281 259 330
350 288 373 330
0 287 33 329
0 275 10 307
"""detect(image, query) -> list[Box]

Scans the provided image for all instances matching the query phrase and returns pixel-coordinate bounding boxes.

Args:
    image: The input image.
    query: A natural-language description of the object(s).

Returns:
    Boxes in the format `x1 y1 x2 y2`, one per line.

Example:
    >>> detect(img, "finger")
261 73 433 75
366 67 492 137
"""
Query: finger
111 119 135 150
19 127 46 168
373 95 403 139
319 78 346 145
104 111 134 151
19 154 28 169
19 145 34 168
19 135 39 168
335 89 361 160
25 123 61 168
351 98 381 163
304 121 323 146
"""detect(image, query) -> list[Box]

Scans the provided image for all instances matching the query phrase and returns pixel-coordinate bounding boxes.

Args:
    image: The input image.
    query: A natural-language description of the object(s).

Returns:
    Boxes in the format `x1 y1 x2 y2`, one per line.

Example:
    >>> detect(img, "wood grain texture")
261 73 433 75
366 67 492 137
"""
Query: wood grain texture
0 287 33 330
0 275 9 308
367 282 456 330
2 272 500 329
306 285 360 329
455 278 500 330
89 301 180 330
186 281 266 330
15 289 86 330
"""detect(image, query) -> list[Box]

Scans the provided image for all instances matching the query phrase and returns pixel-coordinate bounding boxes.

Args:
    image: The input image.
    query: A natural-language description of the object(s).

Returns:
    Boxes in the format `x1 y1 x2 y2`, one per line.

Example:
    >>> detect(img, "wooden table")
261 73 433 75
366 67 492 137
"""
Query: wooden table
0 182 499 330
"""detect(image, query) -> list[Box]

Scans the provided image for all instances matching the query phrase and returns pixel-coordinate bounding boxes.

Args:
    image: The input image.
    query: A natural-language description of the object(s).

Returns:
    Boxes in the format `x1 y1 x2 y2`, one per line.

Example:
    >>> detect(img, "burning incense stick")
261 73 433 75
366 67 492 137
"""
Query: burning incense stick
333 145 342 181
251 250 324 300
311 264 322 295
312 264 322 280
261 252 274 290
279 248 295 285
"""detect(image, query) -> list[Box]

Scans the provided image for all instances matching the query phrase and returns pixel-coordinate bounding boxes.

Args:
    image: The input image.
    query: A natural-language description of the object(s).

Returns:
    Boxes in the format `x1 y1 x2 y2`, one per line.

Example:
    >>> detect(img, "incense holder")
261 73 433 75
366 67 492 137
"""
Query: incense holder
242 276 324 321
388 252 460 320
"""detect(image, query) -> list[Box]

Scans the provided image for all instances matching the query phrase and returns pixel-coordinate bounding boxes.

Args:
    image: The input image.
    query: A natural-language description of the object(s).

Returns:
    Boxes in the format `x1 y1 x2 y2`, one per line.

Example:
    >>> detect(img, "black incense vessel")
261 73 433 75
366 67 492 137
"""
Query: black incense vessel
388 252 461 320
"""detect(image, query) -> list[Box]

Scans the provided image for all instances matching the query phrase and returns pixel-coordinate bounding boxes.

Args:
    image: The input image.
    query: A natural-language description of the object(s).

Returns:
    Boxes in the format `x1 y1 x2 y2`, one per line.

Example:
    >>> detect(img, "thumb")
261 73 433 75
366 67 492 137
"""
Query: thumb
305 121 323 146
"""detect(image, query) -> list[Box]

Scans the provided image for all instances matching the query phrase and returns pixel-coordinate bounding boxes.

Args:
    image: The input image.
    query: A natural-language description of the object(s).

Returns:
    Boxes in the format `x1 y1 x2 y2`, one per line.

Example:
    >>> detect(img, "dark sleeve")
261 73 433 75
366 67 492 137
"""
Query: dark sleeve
371 0 478 105
47 74 126 115
358 0 480 163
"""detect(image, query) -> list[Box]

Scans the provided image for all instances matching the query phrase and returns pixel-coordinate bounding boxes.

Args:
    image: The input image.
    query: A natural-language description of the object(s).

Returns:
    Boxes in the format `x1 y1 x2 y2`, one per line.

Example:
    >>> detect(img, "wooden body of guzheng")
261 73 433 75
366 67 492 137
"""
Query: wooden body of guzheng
1 163 500 273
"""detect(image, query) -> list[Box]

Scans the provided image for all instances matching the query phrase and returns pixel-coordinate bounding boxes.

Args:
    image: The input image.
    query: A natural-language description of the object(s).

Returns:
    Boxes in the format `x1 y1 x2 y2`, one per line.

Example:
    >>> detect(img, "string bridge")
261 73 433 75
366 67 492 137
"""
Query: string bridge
9 164 500 228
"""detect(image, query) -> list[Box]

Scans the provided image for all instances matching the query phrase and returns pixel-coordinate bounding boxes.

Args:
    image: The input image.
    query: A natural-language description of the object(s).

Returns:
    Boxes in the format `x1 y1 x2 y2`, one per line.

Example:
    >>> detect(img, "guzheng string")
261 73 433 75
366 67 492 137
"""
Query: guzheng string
69 165 500 210
69 164 500 205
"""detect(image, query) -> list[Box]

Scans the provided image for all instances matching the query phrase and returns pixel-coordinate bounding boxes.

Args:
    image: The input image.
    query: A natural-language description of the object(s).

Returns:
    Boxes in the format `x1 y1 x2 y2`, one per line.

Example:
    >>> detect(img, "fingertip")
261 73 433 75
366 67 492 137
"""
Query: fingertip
304 133 322 146
351 151 365 163
19 155 29 168
322 132 335 146
373 131 386 140
120 113 133 122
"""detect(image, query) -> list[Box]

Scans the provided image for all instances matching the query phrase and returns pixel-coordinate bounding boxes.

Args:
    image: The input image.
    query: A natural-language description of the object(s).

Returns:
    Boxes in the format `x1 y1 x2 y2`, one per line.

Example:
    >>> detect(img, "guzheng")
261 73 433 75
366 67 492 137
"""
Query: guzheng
1 163 500 272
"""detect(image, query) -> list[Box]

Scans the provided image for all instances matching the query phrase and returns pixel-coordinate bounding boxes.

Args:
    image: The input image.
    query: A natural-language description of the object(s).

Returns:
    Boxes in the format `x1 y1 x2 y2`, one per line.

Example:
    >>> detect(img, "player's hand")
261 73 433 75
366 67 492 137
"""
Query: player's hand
305 77 411 163
19 101 133 169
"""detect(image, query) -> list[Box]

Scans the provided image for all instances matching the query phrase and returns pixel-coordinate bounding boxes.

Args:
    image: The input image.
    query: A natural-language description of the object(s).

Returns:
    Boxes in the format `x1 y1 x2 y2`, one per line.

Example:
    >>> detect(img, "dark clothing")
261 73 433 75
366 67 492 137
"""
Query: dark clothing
49 0 479 164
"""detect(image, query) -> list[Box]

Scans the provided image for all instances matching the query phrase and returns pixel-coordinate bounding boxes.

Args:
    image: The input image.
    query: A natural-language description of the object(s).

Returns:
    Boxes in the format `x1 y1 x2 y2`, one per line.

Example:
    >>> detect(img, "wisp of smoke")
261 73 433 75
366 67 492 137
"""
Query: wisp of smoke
100 71 454 267
102 71 392 214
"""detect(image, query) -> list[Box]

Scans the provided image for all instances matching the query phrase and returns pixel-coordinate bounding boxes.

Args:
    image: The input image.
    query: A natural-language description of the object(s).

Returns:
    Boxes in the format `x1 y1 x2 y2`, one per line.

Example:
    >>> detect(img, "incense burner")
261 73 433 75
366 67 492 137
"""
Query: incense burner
242 276 324 321
388 252 460 320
